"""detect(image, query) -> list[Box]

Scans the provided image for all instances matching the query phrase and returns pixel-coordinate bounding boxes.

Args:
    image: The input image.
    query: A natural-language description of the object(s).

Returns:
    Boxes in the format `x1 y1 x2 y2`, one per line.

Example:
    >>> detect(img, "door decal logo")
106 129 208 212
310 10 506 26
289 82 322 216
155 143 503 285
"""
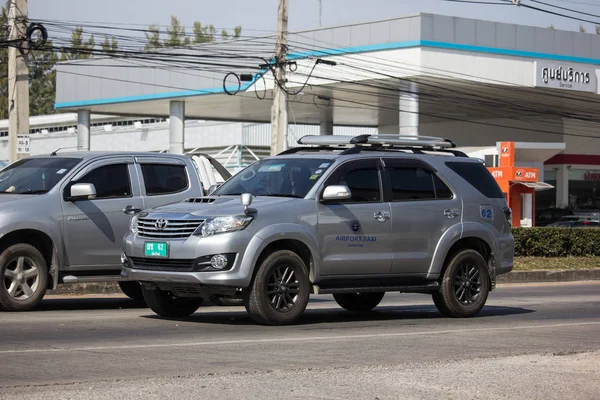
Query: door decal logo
155 219 169 230
351 221 360 232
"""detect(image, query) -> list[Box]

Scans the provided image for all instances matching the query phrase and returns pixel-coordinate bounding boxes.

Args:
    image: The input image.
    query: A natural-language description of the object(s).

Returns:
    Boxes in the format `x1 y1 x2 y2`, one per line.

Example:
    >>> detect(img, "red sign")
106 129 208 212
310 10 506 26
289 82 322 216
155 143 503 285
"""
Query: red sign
584 171 600 181
499 142 515 168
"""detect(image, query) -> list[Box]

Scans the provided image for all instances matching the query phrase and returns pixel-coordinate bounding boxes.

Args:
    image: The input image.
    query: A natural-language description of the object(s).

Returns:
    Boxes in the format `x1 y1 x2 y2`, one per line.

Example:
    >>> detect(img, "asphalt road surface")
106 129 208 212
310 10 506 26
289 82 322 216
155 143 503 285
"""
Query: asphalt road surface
1 282 599 399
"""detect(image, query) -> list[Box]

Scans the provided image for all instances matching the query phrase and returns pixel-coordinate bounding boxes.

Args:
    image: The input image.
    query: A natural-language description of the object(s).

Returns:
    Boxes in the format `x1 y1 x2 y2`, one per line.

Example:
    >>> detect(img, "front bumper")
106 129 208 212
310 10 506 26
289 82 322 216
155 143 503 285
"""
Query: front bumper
122 230 262 288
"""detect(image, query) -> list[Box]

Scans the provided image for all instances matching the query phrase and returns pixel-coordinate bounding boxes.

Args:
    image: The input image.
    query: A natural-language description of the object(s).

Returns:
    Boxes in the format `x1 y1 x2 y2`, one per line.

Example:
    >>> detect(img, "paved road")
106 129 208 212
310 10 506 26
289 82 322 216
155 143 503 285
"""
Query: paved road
1 282 599 399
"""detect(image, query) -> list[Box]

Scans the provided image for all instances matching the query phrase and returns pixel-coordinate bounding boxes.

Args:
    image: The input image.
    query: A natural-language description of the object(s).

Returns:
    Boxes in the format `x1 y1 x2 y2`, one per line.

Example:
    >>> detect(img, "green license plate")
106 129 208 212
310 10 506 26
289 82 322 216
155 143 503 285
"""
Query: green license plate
144 242 168 258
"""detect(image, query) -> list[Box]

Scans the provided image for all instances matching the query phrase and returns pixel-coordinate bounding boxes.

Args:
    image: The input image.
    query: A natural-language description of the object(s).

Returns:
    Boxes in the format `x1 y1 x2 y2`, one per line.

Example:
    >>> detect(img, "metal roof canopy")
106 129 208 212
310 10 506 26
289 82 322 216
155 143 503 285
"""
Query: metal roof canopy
54 13 600 128
499 141 567 164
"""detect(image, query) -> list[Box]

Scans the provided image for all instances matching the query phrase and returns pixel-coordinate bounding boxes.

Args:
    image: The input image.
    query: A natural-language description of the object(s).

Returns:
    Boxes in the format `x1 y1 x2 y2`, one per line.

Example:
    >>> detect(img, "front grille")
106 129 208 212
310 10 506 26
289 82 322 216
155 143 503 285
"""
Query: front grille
130 257 195 271
137 218 204 239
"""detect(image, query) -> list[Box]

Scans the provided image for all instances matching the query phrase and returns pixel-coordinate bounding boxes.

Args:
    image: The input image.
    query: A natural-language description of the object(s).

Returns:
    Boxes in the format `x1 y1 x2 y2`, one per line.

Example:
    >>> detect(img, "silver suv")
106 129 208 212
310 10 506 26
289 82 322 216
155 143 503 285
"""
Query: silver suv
122 135 514 325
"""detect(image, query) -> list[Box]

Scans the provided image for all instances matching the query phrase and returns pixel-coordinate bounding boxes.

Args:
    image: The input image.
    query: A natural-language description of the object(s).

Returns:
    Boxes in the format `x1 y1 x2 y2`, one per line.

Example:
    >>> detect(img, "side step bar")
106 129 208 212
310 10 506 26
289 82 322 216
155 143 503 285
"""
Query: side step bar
61 275 125 284
313 282 440 295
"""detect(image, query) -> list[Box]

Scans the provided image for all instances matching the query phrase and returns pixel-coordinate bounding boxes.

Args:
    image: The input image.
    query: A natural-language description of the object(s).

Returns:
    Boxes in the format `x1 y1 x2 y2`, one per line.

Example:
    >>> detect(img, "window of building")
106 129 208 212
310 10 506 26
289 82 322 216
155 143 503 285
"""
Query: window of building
141 164 188 195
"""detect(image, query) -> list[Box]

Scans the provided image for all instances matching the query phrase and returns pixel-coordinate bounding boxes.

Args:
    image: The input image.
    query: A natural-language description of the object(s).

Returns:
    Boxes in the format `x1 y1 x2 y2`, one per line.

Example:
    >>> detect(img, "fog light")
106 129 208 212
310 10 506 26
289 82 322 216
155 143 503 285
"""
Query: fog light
120 252 127 265
210 254 228 270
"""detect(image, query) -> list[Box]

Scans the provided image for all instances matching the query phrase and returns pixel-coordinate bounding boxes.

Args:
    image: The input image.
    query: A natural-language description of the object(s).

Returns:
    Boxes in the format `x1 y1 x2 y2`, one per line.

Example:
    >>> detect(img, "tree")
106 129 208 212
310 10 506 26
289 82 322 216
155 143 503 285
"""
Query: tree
101 36 119 52
192 22 216 44
548 24 555 30
596 25 600 34
580 24 587 33
144 24 162 50
29 39 58 116
61 26 95 60
165 16 190 47
221 29 229 40
233 26 242 39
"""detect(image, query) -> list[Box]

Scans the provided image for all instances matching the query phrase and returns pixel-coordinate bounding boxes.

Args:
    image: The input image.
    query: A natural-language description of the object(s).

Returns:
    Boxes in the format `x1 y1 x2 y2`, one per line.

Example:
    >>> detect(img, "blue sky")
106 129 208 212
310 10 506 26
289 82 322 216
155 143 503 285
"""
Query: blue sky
29 0 600 36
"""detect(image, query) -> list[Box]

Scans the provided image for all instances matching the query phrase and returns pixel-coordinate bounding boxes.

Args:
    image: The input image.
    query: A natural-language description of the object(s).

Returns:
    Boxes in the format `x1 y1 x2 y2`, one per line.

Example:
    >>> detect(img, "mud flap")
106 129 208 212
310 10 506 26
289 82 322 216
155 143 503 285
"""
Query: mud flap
49 247 59 290
488 253 497 291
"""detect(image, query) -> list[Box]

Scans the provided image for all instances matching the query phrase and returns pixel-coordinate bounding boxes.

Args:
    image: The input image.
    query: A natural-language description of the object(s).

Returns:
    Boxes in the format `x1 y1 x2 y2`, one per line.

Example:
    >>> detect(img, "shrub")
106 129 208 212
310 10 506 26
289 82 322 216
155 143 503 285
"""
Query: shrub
512 227 600 257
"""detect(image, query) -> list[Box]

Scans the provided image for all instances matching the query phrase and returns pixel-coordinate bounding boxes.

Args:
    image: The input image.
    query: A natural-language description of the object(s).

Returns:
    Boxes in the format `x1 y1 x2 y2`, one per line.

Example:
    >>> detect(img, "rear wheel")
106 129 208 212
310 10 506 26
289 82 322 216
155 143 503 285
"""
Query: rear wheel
118 281 144 301
433 249 490 318
141 287 203 318
0 244 48 311
333 292 385 312
244 250 310 325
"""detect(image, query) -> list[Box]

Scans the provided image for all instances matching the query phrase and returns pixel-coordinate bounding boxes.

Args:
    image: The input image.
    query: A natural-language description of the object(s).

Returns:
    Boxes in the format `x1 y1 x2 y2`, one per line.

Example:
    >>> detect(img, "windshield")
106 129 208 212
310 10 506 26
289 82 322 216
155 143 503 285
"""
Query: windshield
214 158 334 198
0 157 81 194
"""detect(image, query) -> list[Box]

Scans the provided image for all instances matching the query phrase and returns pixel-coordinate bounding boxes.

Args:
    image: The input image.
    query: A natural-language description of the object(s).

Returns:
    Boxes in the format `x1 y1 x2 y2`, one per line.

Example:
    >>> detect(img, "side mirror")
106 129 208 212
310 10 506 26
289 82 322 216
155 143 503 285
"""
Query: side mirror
70 183 97 201
322 185 352 201
208 183 222 195
241 193 256 215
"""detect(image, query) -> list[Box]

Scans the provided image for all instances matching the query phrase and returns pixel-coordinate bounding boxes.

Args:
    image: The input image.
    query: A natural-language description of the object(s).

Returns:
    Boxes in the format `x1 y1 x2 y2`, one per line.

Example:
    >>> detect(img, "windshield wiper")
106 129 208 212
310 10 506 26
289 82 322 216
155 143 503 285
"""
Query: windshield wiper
261 194 302 198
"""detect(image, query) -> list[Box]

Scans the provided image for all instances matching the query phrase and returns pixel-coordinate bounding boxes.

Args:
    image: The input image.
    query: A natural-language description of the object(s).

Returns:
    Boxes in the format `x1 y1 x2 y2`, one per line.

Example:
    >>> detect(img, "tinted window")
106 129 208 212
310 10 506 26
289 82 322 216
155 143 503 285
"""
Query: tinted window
388 167 435 201
329 164 381 203
433 174 453 199
77 164 131 199
446 162 504 199
141 164 188 195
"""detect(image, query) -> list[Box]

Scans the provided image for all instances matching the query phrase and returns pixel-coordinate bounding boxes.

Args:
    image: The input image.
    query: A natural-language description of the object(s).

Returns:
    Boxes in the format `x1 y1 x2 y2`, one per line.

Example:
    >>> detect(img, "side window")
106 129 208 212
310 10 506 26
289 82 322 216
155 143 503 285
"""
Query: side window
388 167 436 201
446 161 505 199
433 174 453 199
76 164 131 199
141 164 188 195
327 162 381 203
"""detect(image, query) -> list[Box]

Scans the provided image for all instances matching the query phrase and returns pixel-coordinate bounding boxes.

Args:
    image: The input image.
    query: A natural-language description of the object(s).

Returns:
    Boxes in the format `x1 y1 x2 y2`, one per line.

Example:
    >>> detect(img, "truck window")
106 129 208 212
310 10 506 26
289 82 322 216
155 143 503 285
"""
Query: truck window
446 161 504 199
77 164 132 199
141 164 188 195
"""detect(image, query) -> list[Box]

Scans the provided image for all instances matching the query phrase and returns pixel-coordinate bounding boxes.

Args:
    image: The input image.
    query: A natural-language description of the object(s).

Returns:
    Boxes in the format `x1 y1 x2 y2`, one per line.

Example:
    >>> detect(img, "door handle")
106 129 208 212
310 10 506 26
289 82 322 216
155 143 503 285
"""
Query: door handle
123 205 142 215
444 208 460 219
374 211 390 222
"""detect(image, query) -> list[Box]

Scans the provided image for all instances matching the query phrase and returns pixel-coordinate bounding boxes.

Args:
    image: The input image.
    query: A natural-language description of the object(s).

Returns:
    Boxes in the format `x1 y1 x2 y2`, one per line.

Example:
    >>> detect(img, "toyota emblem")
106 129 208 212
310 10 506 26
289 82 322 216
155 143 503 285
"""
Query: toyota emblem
351 221 360 232
155 219 168 230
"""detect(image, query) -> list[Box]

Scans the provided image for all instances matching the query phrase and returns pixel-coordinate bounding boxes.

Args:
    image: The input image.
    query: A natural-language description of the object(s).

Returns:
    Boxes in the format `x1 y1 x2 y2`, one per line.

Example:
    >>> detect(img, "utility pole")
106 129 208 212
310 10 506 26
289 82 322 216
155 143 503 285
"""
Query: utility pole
269 0 288 156
7 0 29 163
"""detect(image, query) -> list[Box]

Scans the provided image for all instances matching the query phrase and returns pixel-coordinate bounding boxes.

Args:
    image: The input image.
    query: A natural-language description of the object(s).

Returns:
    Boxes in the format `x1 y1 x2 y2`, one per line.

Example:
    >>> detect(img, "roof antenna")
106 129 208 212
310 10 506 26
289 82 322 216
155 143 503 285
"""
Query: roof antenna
51 146 80 156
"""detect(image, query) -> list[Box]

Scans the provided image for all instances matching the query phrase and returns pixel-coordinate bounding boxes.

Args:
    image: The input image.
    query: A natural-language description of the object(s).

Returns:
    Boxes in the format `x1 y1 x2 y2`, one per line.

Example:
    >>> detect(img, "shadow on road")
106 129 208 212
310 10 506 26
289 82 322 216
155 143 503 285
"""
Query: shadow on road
142 304 535 326
34 297 148 311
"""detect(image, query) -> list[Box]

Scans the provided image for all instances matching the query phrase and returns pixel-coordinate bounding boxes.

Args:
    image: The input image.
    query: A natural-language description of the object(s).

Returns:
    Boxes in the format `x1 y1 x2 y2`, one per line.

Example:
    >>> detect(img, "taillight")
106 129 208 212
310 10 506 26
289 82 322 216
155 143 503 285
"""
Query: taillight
503 207 512 227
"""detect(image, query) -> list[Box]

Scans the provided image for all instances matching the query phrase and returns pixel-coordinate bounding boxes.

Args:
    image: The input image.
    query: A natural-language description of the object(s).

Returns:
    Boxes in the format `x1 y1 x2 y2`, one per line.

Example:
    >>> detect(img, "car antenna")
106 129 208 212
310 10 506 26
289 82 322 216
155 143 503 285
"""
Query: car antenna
51 146 80 156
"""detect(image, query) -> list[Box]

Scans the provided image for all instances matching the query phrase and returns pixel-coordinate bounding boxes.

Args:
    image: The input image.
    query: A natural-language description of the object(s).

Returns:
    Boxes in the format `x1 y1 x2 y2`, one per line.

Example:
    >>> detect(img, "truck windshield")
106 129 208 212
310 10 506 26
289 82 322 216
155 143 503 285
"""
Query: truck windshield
214 158 333 198
0 157 81 194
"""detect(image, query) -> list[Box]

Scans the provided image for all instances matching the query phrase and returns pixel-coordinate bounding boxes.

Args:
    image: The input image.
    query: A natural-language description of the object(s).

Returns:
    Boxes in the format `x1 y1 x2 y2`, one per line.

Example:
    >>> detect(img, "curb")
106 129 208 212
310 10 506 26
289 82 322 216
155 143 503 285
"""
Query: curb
47 270 600 296
497 269 600 284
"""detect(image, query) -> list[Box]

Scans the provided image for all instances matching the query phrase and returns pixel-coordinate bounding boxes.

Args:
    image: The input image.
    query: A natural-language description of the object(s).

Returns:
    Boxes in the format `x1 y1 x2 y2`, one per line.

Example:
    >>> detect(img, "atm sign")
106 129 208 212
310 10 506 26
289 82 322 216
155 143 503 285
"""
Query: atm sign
513 168 537 181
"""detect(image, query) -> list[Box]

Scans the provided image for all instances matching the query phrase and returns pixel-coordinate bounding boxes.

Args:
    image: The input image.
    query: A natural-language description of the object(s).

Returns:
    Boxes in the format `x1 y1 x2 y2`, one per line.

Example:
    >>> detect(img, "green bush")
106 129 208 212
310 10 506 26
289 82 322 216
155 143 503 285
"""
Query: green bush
512 227 600 257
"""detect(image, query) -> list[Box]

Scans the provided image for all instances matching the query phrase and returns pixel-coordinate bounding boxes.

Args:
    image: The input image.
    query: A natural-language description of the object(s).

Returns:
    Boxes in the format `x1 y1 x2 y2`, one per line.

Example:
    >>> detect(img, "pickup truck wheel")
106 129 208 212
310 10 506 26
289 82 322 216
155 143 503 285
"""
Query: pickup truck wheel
433 249 490 318
118 281 144 301
245 250 309 326
0 244 48 311
141 287 203 318
333 292 385 312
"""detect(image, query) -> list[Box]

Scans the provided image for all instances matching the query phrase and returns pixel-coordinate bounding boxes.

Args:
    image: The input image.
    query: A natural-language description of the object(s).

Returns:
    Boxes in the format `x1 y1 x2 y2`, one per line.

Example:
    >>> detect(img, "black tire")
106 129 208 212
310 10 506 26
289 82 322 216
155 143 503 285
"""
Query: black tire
433 249 490 318
118 281 144 301
333 292 385 312
209 294 244 306
0 243 48 312
244 250 310 326
141 286 203 318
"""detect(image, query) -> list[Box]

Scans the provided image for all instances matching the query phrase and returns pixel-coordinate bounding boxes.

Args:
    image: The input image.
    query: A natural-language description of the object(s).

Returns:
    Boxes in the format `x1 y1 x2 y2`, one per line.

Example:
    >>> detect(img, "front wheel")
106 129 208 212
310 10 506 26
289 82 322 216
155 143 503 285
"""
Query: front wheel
244 250 310 325
141 287 204 318
333 292 385 312
433 249 490 318
0 244 48 311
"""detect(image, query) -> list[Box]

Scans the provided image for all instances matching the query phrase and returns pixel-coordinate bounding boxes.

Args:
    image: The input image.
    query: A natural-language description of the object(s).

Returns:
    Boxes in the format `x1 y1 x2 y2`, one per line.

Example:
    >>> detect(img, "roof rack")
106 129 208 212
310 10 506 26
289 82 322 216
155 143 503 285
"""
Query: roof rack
297 134 456 149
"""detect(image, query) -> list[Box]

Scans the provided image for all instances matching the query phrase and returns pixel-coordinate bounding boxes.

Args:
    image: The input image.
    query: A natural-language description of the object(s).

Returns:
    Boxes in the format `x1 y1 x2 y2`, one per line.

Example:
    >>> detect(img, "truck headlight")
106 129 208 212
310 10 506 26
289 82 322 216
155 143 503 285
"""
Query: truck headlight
197 216 253 237
129 215 138 234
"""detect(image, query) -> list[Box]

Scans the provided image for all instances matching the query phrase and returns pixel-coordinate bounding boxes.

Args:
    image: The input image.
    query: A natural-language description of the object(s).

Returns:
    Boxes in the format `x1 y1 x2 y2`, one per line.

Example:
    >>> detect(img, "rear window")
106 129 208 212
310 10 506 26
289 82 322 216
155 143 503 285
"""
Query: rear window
446 161 504 199
141 164 188 195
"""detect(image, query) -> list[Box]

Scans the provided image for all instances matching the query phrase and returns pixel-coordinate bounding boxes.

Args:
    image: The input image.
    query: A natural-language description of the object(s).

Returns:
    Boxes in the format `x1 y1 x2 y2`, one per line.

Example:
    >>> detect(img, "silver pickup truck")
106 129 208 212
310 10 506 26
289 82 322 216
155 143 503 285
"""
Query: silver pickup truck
0 151 230 311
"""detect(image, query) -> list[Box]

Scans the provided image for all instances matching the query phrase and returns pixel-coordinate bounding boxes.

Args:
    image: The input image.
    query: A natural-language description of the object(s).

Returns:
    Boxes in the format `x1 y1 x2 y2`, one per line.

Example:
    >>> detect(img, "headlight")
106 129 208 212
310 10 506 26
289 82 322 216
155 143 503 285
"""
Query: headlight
197 215 253 237
129 215 138 234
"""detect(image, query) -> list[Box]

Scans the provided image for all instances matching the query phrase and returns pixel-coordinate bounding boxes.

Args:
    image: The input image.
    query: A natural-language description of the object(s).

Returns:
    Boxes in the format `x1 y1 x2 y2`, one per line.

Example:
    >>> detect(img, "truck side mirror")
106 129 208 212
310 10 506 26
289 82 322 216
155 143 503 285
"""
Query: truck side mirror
322 185 352 201
70 183 97 201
